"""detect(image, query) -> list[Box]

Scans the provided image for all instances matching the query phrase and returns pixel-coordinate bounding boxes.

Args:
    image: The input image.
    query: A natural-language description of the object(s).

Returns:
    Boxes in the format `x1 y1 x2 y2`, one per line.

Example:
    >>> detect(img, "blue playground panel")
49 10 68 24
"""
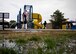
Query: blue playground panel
71 25 76 29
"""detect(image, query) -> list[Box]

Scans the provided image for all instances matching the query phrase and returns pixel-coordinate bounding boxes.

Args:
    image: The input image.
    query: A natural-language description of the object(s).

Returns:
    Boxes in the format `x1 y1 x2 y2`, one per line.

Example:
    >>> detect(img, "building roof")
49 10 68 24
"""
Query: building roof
62 21 76 24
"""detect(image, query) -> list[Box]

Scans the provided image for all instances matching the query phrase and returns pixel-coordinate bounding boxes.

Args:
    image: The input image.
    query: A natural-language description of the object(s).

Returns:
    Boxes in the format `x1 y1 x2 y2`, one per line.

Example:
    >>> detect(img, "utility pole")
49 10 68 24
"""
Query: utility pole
2 13 4 30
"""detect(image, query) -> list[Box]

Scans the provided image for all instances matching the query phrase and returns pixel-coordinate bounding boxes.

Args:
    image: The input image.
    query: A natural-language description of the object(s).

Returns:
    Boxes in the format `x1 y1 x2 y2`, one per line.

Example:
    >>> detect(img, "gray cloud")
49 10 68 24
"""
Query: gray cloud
65 0 76 10
62 0 76 20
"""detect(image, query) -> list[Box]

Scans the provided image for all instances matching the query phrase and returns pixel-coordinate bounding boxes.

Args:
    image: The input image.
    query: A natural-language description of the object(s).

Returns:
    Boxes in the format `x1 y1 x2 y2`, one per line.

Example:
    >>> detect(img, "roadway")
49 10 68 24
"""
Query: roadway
0 29 76 32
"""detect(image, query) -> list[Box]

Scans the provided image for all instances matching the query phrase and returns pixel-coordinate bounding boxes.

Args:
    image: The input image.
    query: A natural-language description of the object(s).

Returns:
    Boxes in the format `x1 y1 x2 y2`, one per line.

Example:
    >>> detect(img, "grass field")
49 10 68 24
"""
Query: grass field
0 30 76 39
0 30 76 54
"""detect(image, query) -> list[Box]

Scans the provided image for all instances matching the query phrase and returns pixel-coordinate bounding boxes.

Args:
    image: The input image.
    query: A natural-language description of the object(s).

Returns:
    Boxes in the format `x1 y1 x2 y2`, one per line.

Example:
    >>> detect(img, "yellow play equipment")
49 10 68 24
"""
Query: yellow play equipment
33 13 42 29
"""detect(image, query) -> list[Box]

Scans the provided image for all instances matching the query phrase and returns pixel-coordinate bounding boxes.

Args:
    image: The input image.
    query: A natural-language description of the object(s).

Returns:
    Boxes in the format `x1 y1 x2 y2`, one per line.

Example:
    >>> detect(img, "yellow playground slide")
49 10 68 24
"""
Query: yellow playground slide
33 13 42 29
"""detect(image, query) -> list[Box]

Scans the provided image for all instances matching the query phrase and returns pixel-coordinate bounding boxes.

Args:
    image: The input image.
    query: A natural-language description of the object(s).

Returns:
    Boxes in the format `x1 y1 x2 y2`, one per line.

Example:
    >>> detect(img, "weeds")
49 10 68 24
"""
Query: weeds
0 31 76 54
15 38 27 45
44 37 56 49
0 47 17 54
28 36 40 41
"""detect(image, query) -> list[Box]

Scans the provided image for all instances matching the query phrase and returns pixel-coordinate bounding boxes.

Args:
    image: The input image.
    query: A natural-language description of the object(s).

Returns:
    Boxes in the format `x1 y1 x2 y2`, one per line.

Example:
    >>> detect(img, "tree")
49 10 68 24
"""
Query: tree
50 10 64 29
9 20 17 28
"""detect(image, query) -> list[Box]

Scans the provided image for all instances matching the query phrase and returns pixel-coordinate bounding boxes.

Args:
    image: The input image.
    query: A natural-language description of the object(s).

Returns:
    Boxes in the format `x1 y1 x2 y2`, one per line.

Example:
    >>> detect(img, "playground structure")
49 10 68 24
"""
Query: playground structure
62 20 76 29
33 13 42 29
17 5 42 29
17 5 76 30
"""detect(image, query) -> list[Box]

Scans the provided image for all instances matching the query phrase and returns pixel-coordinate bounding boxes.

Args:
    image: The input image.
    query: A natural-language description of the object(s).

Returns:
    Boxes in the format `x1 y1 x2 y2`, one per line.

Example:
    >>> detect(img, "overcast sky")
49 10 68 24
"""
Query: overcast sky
0 0 76 23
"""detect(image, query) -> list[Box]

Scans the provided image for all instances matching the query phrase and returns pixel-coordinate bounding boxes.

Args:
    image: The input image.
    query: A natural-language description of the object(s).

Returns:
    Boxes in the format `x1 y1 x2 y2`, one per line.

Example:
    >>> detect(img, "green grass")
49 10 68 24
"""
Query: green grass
0 47 17 54
28 36 41 41
0 31 76 54
44 37 56 49
15 38 27 45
